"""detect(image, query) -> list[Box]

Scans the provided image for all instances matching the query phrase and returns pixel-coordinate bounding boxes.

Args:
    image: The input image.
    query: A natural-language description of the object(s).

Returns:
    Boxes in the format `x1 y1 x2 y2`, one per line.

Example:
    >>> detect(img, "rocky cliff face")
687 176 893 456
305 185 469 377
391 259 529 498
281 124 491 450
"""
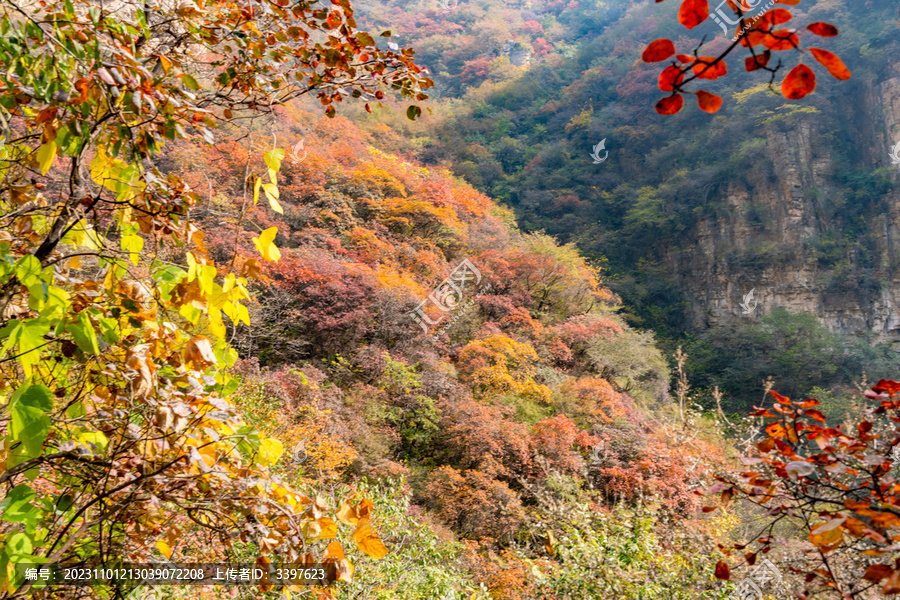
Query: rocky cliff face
665 73 900 343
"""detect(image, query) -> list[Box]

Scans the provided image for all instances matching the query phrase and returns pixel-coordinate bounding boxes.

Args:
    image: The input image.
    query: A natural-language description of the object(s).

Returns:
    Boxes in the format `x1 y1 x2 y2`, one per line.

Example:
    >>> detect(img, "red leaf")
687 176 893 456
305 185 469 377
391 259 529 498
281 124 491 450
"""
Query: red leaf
757 437 775 453
692 57 727 80
864 564 893 583
763 29 800 51
696 90 722 113
803 409 826 423
774 0 800 4
872 379 900 395
740 29 770 48
658 65 685 91
655 94 684 115
642 39 676 62
807 22 838 37
745 51 771 71
770 390 792 405
758 8 792 28
714 560 730 580
809 48 851 80
781 63 816 99
678 0 709 29
676 54 695 62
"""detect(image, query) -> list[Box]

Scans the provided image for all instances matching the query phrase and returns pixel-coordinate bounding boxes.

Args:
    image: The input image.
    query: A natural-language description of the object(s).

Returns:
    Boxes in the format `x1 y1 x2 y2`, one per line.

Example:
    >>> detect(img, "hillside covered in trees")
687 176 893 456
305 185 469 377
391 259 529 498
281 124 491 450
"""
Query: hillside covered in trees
5 0 900 598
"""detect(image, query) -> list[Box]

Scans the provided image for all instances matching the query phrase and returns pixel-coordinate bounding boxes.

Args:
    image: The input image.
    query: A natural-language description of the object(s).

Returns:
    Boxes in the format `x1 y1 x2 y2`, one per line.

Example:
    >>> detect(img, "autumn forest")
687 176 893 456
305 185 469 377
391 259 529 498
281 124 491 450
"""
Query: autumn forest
3 0 900 598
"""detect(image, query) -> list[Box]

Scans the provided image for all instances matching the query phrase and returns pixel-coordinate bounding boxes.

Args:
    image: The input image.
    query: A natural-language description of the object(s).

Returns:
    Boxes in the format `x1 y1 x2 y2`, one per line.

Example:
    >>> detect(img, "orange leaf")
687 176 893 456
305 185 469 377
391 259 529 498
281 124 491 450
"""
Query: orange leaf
642 39 676 62
696 90 723 113
763 29 800 51
692 57 727 80
773 0 800 4
803 409 826 423
324 540 345 560
758 8 792 28
655 94 684 115
809 48 851 80
336 500 358 526
807 22 838 36
781 63 816 99
745 51 771 71
353 521 388 559
714 560 730 580
770 390 791 404
678 0 709 29
809 518 845 553
315 517 338 540
676 54 695 62
658 65 685 91
740 29 770 47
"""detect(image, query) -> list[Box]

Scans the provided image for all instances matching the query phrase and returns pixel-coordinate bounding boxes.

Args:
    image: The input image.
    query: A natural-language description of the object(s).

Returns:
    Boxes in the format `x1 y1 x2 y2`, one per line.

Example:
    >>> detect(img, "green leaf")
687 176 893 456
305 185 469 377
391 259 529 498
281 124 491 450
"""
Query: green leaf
357 32 375 46
8 384 53 458
65 311 100 355
36 141 57 176
15 256 42 288
0 319 50 376
179 73 200 91
0 485 40 530
406 105 422 121
234 425 261 459
380 30 392 37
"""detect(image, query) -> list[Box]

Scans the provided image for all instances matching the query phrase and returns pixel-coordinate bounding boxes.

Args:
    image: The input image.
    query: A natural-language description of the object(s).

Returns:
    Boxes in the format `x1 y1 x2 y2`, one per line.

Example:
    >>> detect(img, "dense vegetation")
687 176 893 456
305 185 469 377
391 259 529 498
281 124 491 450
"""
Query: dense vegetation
338 0 900 410
5 0 900 597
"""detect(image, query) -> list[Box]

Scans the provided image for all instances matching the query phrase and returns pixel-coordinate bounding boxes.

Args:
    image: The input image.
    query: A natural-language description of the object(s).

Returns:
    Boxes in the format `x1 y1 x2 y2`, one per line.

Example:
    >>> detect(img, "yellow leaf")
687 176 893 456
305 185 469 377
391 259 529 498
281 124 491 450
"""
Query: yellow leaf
315 517 338 540
156 540 173 559
336 500 358 526
37 141 57 175
252 175 261 205
258 437 284 467
353 521 387 559
262 183 283 214
253 227 281 262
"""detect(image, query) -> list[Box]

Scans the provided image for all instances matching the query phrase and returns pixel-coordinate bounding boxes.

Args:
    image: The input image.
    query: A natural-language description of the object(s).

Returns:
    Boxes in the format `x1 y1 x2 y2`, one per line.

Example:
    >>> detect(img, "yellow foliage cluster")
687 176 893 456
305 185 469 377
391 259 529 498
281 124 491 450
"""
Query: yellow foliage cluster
457 335 552 402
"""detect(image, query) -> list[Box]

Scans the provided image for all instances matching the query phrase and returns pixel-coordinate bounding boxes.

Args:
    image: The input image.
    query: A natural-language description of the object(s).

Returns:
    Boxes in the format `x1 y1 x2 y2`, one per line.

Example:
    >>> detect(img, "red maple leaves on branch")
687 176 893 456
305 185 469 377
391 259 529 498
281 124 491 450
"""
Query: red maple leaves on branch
643 0 850 114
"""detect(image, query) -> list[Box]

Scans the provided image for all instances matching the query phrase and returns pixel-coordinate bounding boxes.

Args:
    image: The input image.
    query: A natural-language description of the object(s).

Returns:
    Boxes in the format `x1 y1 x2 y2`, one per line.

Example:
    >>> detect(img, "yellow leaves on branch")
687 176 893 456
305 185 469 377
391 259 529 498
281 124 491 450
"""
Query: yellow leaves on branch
337 498 388 559
353 521 388 559
254 227 282 262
